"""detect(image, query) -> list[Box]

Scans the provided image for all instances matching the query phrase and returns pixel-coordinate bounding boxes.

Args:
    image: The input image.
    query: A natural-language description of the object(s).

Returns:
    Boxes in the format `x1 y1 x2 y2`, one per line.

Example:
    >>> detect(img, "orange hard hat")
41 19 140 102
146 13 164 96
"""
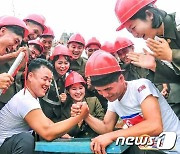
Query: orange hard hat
65 71 86 88
85 37 101 49
85 50 122 77
23 14 47 32
114 37 134 52
50 44 72 60
115 0 157 31
0 16 29 38
67 33 85 46
41 26 54 38
28 40 44 53
101 41 115 54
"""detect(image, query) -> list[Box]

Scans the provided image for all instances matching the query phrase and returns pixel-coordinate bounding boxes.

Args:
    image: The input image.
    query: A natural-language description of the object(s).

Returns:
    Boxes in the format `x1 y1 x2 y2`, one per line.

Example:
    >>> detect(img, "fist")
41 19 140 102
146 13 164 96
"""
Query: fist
0 73 14 90
59 93 67 103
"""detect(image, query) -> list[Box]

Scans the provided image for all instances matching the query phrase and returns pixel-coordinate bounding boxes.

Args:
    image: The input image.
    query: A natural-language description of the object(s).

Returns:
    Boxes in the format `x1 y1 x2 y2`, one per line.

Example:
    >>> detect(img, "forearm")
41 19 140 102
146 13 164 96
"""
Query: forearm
108 120 163 141
85 114 113 134
0 53 16 64
42 116 83 141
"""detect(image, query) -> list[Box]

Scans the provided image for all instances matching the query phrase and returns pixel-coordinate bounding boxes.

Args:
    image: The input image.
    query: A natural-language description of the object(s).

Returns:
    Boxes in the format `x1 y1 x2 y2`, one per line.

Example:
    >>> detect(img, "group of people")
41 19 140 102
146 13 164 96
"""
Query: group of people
0 0 180 153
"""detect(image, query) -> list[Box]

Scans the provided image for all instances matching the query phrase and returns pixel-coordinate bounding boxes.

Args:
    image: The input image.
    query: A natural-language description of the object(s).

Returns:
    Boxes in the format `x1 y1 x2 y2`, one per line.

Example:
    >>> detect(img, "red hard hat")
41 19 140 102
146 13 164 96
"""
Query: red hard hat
28 40 44 53
115 0 157 31
0 16 29 38
101 41 115 54
50 44 72 60
23 14 47 32
65 71 86 88
114 37 134 52
67 33 85 46
41 26 54 38
85 37 101 49
85 50 122 77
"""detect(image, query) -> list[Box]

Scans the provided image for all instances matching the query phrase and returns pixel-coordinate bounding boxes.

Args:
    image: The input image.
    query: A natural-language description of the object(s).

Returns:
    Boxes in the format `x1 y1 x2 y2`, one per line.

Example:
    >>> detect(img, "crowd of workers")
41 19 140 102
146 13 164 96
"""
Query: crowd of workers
0 0 180 153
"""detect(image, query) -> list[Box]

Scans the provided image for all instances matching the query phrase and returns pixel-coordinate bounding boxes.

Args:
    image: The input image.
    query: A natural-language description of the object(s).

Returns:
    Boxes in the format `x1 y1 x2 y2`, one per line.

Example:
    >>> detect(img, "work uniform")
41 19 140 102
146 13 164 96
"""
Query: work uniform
154 12 180 119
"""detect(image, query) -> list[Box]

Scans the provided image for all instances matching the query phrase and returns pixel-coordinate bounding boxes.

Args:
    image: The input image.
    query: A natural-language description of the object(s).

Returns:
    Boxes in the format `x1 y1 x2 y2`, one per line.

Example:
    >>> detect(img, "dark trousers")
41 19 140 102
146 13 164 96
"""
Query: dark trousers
0 132 35 154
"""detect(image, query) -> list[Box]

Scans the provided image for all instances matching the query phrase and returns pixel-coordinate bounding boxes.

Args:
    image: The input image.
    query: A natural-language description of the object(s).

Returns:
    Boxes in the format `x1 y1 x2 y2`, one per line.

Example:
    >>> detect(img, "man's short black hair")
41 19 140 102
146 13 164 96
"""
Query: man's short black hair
1 25 25 38
28 58 53 75
90 71 122 87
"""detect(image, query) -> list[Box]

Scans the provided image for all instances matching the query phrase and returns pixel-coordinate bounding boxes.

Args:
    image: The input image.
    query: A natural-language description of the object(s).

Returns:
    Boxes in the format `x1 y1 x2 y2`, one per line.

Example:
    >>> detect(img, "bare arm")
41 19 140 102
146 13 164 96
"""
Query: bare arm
85 110 118 134
25 104 89 141
90 95 163 153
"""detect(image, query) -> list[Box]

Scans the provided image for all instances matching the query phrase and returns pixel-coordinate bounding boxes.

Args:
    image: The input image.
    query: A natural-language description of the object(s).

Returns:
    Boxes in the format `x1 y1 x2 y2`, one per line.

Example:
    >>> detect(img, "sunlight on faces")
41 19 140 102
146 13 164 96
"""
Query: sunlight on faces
55 55 70 76
25 22 43 41
124 14 157 40
0 28 22 55
117 46 134 64
40 37 53 53
28 66 53 98
69 83 85 103
86 44 100 58
95 75 126 102
68 42 84 60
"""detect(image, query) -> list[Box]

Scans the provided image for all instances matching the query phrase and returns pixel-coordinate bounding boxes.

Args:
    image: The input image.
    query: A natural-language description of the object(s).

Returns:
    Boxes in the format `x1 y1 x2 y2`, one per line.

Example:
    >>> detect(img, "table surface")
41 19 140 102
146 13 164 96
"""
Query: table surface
35 138 129 153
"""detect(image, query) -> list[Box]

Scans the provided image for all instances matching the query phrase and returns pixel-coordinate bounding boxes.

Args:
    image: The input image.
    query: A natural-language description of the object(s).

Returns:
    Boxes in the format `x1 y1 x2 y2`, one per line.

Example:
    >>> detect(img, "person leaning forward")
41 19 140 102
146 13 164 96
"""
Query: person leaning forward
0 58 88 154
71 50 180 154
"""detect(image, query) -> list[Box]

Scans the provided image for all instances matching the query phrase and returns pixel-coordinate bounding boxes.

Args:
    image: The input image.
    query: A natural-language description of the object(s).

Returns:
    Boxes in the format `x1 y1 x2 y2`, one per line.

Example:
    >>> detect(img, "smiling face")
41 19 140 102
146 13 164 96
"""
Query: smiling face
68 42 84 60
69 82 85 103
40 37 53 53
86 44 100 58
54 55 70 76
27 66 53 98
29 45 41 62
0 27 22 55
25 22 43 41
124 11 160 40
117 46 134 64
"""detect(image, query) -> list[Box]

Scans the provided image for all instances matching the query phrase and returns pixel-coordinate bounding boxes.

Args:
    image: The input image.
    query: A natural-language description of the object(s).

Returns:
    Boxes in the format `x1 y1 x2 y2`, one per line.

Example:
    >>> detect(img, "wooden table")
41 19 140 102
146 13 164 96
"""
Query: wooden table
35 138 129 153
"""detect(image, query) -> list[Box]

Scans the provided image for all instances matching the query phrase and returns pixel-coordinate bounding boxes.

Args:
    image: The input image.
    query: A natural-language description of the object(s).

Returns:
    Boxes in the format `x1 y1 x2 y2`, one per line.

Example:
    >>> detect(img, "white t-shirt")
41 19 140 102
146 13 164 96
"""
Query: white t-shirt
108 79 180 153
0 89 41 146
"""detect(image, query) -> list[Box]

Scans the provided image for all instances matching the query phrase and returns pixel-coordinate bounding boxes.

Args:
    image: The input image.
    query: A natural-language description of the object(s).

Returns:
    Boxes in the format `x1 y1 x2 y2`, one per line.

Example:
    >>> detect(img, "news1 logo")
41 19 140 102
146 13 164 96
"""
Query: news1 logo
116 132 177 150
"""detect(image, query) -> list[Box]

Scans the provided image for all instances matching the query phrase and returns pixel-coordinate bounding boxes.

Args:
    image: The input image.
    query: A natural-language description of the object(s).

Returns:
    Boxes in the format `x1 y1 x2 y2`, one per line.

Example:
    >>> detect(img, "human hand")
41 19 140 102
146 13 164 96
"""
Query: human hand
71 102 82 117
61 133 73 139
59 93 67 103
0 73 14 90
161 83 169 99
127 51 156 71
146 38 172 62
90 134 114 154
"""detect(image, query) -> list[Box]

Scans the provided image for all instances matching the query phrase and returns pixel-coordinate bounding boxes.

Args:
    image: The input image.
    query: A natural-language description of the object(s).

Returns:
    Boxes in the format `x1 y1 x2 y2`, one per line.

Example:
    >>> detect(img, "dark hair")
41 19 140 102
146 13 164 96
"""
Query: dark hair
39 35 54 39
130 4 166 28
90 71 122 87
28 58 53 76
66 82 86 91
2 25 25 38
29 44 43 53
51 55 71 75
26 19 44 31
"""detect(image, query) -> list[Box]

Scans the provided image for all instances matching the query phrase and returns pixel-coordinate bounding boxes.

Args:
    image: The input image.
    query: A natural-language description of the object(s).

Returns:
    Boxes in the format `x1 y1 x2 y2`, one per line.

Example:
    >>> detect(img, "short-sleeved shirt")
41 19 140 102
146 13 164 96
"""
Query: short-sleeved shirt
108 79 180 153
0 89 41 146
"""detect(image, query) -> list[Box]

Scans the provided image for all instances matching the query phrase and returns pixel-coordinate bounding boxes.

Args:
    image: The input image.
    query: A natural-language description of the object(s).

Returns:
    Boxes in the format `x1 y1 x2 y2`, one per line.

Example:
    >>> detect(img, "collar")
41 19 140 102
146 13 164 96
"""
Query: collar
72 57 83 66
163 13 176 39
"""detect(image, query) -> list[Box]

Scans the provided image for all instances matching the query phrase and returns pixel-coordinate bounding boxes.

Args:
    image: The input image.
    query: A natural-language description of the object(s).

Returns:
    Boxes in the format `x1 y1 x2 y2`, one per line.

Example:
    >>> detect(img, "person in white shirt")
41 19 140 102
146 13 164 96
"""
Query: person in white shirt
0 58 88 154
71 50 180 154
